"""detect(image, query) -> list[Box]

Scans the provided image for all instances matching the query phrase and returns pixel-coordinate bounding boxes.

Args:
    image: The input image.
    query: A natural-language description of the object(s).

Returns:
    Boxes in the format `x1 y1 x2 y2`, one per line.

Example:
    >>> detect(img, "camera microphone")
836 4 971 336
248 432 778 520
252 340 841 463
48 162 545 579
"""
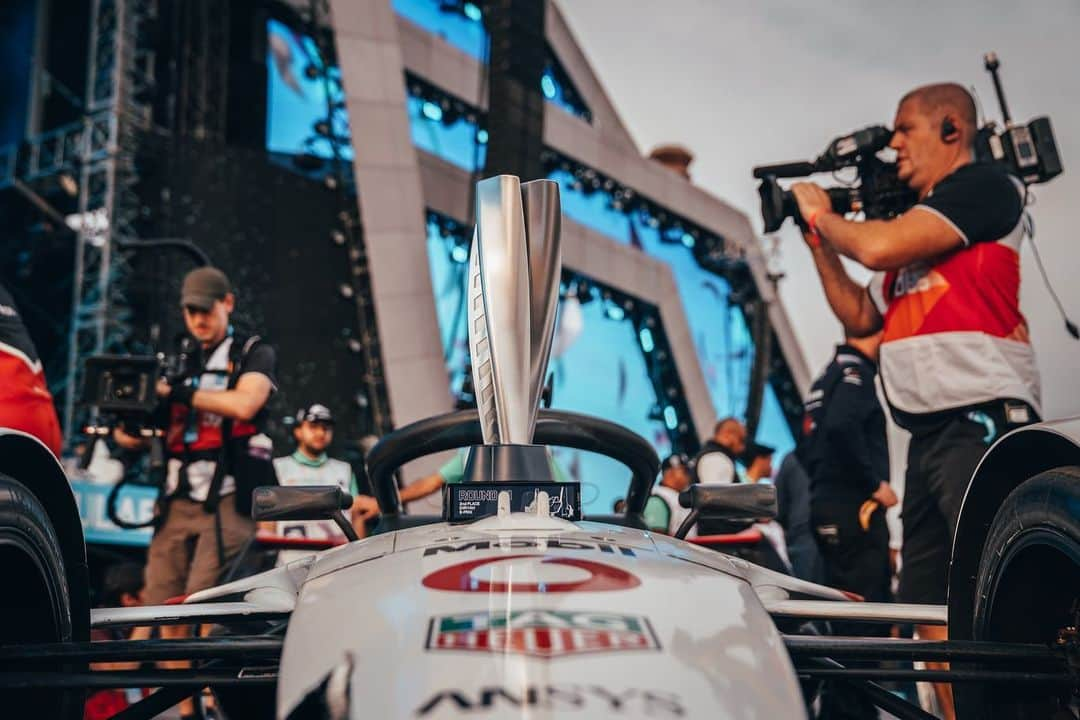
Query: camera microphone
816 125 893 171
752 161 818 180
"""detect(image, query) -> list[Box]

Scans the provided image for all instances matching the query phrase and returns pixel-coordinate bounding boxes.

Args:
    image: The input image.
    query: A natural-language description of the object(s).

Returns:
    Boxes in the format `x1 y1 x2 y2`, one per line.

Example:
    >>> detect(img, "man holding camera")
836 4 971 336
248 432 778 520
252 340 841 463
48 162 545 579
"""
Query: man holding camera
792 83 1039 718
115 266 276 720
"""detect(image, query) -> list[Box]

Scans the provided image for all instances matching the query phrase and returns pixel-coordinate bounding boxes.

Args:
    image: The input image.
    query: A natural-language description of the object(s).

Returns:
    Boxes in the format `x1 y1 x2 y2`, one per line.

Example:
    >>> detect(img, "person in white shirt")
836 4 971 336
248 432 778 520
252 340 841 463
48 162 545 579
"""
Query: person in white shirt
693 417 747 485
268 404 370 563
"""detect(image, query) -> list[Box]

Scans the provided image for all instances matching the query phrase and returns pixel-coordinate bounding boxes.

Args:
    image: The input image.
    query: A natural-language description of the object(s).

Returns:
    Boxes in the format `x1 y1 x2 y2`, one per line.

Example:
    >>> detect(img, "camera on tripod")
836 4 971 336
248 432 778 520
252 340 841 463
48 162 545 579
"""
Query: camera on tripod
753 52 1063 234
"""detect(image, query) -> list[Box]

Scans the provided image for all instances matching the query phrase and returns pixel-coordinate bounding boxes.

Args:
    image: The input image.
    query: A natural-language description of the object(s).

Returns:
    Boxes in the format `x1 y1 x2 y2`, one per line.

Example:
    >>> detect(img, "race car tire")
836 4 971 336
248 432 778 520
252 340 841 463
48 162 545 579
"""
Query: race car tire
0 470 81 718
967 466 1080 719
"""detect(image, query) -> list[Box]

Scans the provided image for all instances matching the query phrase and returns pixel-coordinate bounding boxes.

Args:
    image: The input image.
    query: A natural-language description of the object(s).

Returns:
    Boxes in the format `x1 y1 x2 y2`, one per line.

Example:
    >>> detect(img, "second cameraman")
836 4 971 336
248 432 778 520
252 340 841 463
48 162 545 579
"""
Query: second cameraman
114 266 276 720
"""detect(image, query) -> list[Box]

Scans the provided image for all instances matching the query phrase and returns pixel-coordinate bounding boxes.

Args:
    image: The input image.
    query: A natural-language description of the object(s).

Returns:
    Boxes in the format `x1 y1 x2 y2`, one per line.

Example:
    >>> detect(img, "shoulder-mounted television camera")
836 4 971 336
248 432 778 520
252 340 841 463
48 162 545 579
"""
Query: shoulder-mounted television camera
82 335 201 427
79 334 202 472
75 338 201 527
753 53 1063 233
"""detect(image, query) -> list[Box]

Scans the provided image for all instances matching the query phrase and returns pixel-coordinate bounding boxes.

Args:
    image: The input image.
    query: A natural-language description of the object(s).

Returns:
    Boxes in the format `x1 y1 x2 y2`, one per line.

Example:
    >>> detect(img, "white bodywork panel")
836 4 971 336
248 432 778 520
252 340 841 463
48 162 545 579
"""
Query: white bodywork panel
276 517 809 719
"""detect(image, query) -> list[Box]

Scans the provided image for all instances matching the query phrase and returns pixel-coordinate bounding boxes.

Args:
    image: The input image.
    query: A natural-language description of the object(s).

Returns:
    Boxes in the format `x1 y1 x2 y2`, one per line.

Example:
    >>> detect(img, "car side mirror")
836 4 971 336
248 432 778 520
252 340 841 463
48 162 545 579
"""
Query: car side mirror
251 485 358 541
673 483 777 540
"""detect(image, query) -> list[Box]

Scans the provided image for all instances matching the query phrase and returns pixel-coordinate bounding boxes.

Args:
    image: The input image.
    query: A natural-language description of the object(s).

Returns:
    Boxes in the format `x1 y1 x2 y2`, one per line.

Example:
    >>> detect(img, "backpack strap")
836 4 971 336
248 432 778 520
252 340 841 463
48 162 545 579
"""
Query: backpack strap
202 335 261 514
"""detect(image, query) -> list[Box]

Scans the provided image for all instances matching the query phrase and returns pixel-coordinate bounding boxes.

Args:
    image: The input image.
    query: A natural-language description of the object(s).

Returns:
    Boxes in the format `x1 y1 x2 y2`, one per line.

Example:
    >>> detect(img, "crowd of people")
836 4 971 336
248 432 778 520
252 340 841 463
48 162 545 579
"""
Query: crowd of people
0 79 1042 720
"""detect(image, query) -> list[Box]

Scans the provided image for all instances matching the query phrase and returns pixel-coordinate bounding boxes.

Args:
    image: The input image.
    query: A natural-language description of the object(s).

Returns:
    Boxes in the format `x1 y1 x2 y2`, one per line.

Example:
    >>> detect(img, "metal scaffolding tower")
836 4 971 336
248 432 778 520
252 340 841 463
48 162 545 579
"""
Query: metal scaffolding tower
61 0 158 442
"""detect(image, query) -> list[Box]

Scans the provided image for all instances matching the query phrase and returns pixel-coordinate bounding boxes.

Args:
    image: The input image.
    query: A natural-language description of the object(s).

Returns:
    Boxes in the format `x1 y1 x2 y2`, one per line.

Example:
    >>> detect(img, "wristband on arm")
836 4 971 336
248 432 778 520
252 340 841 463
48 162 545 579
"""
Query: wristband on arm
806 210 823 249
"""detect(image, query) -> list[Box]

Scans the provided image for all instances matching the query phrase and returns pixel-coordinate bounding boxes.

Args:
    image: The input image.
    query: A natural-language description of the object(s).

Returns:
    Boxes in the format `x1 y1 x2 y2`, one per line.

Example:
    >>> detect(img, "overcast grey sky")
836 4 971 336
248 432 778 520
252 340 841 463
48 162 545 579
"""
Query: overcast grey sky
556 0 1080 420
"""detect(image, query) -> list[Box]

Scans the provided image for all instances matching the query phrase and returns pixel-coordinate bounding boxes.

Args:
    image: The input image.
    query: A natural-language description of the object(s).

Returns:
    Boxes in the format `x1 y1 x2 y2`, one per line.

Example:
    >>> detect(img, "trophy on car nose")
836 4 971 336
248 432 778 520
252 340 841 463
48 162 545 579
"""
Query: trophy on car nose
462 175 562 482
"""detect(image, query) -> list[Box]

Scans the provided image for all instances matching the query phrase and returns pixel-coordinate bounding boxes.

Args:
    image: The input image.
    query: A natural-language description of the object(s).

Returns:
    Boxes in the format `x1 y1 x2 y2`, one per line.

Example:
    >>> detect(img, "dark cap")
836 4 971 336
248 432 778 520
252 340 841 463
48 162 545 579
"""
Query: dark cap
744 441 775 461
296 403 334 425
180 267 232 312
661 453 690 471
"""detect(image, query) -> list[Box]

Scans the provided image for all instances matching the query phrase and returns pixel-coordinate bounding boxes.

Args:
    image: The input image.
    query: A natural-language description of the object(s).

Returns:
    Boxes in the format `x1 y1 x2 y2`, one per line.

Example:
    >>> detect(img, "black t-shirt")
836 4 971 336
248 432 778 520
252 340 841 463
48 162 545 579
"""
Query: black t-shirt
0 284 41 365
916 162 1024 247
238 342 277 387
230 339 277 429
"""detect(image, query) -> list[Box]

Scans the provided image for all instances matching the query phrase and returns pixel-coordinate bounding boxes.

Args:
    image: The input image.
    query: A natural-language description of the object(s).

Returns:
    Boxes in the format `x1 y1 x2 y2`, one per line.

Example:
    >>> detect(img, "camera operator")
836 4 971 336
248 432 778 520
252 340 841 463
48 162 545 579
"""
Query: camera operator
0 282 63 456
791 83 1039 719
114 266 276 720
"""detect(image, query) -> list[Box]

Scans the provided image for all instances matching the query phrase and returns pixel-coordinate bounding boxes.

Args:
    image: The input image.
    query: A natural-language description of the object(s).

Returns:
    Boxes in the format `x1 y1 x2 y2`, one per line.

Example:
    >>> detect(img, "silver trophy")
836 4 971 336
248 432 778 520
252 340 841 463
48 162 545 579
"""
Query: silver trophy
467 175 562 447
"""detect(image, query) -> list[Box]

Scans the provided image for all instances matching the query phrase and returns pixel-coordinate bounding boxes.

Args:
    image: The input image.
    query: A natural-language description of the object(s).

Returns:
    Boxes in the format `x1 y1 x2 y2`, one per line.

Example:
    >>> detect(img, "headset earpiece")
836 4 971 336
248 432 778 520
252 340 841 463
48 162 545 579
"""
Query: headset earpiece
941 118 958 141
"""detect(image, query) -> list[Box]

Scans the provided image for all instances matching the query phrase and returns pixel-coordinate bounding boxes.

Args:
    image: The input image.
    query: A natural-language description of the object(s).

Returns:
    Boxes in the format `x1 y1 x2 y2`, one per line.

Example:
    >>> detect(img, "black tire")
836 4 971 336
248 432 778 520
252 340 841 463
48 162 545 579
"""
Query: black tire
967 466 1080 719
0 471 81 718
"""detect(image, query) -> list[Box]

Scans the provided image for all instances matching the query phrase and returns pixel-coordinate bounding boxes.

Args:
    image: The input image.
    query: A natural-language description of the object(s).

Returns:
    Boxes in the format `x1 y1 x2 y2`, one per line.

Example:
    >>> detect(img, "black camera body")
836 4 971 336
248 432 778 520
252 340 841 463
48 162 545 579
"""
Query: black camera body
82 334 202 434
754 126 917 233
753 53 1062 234
83 355 163 416
977 116 1062 185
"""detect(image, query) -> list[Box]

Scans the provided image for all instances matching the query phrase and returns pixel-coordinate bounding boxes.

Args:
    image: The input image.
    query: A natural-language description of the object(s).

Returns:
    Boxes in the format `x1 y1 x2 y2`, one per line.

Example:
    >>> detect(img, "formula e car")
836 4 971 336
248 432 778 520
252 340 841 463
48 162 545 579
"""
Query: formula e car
0 176 1076 719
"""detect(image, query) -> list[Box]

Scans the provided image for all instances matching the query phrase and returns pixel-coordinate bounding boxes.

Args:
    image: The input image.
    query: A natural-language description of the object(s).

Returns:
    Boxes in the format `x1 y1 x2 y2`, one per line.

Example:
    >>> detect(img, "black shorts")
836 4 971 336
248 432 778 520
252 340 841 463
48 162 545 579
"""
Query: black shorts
897 416 991 605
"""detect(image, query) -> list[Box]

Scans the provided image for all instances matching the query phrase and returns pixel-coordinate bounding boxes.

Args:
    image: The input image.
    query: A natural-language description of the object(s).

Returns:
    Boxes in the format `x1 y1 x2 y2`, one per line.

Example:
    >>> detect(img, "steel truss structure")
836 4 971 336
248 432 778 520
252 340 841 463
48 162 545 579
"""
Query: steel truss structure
0 0 159 441
61 0 158 440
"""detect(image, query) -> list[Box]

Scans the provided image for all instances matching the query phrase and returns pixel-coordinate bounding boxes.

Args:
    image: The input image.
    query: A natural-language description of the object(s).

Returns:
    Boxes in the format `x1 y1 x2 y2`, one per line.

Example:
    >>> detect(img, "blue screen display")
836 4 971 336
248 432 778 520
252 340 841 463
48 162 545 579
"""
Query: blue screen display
393 0 591 122
267 8 589 167
266 19 353 161
408 96 486 171
393 0 487 60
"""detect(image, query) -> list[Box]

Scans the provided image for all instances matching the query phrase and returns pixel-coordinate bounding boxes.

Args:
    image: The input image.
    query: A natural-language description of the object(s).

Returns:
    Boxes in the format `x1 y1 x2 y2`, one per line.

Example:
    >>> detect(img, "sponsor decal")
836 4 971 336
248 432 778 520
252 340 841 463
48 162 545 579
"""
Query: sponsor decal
422 555 640 593
423 538 637 557
892 262 941 298
416 685 684 716
426 610 660 658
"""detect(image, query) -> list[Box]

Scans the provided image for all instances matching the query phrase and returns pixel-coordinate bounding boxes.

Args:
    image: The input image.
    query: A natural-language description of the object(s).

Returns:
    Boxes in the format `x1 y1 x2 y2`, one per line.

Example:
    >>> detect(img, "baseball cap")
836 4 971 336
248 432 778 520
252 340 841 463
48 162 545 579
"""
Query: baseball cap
296 403 334 425
661 453 690 471
180 267 232 312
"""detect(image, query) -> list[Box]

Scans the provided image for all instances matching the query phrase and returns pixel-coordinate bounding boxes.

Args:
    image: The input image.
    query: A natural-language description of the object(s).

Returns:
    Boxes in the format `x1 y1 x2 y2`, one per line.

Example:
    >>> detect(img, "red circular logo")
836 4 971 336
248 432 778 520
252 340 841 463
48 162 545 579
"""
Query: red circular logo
422 555 641 593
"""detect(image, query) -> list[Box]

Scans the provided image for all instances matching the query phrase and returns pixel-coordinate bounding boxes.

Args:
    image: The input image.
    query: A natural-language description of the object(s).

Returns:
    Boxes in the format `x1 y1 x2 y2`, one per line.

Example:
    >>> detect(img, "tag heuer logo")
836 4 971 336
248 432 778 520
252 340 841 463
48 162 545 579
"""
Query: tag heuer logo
426 610 660 658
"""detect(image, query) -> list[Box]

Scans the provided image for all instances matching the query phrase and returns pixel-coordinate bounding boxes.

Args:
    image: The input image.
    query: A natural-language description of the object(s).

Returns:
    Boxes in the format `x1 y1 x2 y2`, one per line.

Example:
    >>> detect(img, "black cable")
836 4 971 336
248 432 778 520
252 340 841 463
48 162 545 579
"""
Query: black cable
105 476 159 530
1024 212 1079 339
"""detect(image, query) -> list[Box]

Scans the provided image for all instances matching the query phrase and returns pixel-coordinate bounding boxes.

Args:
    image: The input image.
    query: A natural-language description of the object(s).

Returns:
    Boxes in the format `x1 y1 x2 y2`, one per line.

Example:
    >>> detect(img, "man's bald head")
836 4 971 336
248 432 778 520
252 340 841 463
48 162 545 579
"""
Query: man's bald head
899 83 977 138
890 83 979 195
